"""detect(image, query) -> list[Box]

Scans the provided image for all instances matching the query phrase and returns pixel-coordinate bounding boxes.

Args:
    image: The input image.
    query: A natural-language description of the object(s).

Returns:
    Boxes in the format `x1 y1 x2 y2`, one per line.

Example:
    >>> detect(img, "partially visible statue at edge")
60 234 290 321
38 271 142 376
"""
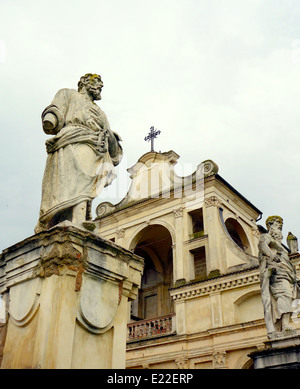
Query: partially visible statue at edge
258 215 300 339
35 73 123 233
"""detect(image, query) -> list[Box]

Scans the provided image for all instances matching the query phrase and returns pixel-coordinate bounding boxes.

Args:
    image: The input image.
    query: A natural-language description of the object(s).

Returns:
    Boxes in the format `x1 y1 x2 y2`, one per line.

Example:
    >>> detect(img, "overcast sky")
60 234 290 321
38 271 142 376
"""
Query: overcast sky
0 0 300 252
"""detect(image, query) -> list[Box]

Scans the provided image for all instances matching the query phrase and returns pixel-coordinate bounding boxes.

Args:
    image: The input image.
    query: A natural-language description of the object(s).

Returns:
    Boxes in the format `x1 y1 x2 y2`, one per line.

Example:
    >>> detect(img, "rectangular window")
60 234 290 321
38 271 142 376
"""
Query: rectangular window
191 246 206 279
189 208 204 239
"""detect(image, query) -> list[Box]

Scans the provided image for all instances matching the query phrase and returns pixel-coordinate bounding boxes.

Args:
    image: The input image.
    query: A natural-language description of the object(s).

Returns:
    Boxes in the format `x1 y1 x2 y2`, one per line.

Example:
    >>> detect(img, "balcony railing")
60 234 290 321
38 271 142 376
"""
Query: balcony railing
127 313 176 341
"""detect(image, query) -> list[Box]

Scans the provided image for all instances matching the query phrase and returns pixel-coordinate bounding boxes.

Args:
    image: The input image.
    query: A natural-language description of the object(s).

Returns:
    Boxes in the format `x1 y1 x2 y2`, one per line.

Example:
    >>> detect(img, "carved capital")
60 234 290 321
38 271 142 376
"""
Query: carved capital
213 350 227 369
205 196 222 208
173 208 183 218
175 355 189 369
116 228 125 239
251 226 260 239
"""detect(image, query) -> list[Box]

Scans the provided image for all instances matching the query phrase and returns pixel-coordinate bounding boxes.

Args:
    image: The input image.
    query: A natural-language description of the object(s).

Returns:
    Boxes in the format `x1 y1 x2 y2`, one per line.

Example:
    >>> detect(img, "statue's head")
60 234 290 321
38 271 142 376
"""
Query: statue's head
266 215 283 241
78 73 103 101
266 215 283 231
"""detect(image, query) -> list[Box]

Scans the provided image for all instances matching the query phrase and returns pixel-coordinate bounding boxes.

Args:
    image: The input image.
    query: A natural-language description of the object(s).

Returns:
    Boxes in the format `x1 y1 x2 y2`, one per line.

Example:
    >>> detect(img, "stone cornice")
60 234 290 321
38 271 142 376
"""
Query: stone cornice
170 267 260 301
0 223 144 301
126 319 267 367
170 256 300 302
126 318 266 351
1 222 142 263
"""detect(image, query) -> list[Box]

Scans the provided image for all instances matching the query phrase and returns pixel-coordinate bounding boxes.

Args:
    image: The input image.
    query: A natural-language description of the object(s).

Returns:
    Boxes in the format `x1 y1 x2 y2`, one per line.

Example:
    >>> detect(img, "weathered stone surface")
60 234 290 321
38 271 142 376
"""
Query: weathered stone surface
258 216 300 339
250 335 300 369
0 318 7 367
36 73 123 233
287 232 298 254
0 224 143 369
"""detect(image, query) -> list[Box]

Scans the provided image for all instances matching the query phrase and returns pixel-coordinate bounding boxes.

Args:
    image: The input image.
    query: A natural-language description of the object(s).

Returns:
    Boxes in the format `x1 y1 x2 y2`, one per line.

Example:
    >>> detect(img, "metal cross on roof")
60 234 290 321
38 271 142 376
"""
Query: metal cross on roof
144 126 161 152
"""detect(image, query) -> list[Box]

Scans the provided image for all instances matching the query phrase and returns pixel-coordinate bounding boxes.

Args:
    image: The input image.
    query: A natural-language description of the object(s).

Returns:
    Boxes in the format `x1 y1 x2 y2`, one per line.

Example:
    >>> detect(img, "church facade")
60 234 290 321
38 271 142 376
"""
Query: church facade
94 150 300 369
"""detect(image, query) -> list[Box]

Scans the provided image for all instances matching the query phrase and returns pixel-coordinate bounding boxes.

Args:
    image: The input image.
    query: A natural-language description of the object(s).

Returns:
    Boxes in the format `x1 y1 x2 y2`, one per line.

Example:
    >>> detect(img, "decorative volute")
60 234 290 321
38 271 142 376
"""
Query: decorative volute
96 150 218 218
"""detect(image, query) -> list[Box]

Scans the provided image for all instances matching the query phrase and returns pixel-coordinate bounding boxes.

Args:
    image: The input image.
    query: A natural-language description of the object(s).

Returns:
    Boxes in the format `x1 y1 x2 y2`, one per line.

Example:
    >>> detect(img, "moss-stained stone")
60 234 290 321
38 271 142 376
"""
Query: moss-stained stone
208 269 221 279
265 215 283 229
82 221 96 232
173 278 187 288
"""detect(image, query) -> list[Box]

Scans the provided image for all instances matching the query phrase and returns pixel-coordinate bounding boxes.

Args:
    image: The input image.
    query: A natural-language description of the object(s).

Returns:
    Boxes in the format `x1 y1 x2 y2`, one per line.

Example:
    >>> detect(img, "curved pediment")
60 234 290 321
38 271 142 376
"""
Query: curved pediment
95 151 219 219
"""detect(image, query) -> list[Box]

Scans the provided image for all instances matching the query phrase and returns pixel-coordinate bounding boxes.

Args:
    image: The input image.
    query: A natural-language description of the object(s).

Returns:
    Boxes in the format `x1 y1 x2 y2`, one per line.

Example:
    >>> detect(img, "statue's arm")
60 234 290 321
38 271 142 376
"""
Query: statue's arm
258 234 275 260
43 112 58 133
103 114 123 166
41 89 68 135
108 131 123 166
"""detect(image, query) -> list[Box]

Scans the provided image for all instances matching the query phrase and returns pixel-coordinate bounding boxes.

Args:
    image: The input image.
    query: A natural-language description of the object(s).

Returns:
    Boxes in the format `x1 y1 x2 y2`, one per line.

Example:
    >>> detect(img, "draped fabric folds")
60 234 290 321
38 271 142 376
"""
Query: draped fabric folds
35 88 122 232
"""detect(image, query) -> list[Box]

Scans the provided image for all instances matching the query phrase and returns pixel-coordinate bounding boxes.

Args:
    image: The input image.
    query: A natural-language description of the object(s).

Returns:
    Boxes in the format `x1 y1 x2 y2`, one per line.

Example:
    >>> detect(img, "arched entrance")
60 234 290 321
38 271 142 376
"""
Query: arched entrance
130 224 174 320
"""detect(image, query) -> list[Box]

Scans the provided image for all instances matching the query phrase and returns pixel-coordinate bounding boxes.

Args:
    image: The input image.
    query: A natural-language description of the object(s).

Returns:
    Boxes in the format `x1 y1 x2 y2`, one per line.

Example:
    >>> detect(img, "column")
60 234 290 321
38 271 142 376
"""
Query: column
210 292 223 328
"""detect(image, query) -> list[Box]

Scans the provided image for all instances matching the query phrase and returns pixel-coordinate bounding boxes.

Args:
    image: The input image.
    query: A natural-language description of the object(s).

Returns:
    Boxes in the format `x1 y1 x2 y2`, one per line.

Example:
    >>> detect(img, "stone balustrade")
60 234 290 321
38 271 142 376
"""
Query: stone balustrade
127 314 175 341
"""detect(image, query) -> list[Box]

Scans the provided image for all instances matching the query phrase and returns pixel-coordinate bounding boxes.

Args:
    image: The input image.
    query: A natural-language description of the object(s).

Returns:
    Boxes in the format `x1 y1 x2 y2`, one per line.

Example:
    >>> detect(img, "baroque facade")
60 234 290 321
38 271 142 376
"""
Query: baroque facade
94 150 300 369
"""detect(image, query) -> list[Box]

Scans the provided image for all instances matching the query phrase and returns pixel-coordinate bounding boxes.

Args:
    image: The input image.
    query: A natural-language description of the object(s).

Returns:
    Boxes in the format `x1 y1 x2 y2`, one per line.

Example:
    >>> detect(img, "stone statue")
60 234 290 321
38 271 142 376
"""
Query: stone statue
35 73 123 233
258 216 300 338
287 232 299 254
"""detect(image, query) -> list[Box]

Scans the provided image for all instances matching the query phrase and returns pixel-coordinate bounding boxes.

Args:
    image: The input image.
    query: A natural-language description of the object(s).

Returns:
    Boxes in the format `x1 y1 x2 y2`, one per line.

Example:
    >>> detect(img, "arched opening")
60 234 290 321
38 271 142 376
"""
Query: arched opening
224 218 251 254
130 224 174 321
234 291 264 323
240 359 254 369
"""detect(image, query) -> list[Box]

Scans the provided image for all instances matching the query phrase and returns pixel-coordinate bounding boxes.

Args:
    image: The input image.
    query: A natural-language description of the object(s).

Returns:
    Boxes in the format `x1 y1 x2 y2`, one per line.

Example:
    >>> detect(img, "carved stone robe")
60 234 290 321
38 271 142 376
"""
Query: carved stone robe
258 232 299 332
35 88 122 232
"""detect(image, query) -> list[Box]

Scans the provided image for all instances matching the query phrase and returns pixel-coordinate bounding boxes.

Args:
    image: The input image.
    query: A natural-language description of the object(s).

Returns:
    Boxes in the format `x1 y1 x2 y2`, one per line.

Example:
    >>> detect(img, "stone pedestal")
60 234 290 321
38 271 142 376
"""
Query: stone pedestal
0 223 143 369
249 335 300 369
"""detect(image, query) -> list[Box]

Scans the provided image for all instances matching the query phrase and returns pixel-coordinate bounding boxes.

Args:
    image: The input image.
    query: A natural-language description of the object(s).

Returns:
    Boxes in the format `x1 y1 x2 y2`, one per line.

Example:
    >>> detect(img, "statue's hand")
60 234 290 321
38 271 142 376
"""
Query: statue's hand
91 134 99 143
273 254 281 263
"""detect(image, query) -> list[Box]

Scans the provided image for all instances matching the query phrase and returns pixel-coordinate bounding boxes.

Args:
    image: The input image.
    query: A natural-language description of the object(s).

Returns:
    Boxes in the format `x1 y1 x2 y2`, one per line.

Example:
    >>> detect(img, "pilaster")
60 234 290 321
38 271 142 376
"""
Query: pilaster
204 196 224 273
173 207 184 281
210 292 223 328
